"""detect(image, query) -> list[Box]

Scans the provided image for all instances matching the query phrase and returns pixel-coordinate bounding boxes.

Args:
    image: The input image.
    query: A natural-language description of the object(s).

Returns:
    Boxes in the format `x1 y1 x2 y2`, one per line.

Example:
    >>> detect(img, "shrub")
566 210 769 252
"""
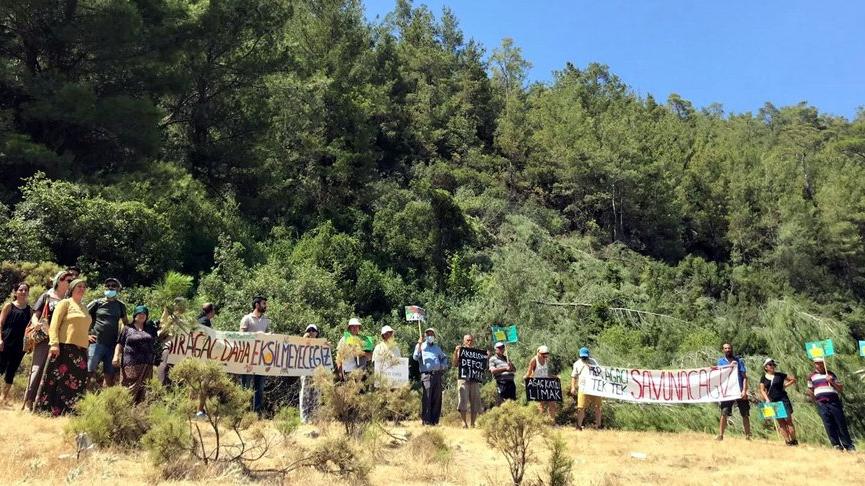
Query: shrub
479 401 546 486
274 406 301 438
142 402 194 464
313 368 378 437
407 429 451 465
310 437 371 483
541 433 573 486
67 387 148 447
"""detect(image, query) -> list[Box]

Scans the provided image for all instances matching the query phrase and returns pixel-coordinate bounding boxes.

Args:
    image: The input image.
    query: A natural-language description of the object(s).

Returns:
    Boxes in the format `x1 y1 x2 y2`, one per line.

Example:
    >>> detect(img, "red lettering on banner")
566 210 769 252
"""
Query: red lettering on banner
631 369 645 399
687 371 698 400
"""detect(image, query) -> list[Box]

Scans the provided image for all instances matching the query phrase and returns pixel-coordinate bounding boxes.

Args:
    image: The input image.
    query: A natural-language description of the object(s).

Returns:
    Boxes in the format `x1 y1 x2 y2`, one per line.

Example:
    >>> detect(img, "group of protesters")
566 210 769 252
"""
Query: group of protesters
0 276 857 452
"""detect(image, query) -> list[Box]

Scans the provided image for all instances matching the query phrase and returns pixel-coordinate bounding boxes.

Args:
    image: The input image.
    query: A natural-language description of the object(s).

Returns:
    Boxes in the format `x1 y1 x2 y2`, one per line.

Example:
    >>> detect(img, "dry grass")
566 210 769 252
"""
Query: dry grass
0 404 861 485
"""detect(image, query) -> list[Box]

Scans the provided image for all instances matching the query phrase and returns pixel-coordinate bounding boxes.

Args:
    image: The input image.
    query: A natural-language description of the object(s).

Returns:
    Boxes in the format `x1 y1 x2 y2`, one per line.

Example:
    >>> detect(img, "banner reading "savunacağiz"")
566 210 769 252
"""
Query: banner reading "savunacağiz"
166 325 333 377
579 364 742 403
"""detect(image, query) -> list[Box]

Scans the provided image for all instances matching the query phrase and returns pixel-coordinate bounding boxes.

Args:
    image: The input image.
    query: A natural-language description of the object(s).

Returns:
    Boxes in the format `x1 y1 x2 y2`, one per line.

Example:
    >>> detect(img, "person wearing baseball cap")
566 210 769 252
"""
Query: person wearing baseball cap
413 327 449 425
525 345 557 420
300 324 322 423
489 341 516 405
759 358 798 445
808 357 855 451
336 317 369 380
570 346 601 430
86 277 129 389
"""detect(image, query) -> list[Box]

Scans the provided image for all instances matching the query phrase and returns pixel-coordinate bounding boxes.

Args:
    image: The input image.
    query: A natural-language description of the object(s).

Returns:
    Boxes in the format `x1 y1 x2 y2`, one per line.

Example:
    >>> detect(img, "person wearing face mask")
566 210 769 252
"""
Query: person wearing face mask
86 278 129 388
23 270 72 411
36 278 92 416
239 296 270 413
413 328 449 426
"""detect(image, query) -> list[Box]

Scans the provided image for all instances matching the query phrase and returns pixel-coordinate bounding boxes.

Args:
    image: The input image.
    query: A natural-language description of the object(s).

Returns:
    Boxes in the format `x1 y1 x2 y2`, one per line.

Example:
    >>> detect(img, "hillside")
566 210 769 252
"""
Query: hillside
0 407 861 485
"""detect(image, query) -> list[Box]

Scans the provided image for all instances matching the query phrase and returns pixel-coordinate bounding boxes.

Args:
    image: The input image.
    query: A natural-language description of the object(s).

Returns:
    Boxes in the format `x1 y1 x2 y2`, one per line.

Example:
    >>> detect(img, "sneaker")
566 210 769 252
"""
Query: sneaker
789 439 798 446
195 410 207 419
715 435 724 441
745 435 752 441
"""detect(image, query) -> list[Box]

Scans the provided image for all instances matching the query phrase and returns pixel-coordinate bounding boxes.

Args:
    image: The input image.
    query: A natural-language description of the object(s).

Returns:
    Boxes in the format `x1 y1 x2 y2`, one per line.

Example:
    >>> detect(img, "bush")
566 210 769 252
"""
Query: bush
67 387 148 447
541 433 573 486
313 368 378 437
310 437 371 483
274 406 301 438
407 429 451 465
142 401 194 464
479 401 546 486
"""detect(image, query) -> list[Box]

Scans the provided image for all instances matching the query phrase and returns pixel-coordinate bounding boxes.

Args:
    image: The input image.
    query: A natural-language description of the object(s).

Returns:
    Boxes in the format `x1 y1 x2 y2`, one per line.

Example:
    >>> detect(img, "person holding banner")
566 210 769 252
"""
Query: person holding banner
337 317 370 381
414 328 448 426
300 324 321 423
239 296 271 413
489 342 516 404
807 357 855 451
570 347 601 430
453 335 484 428
758 358 797 446
525 345 557 420
716 343 752 441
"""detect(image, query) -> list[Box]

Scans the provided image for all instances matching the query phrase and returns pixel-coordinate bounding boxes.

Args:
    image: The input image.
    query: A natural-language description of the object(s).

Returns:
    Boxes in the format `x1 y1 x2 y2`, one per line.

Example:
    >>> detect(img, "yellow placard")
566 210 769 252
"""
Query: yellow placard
809 346 824 358
762 406 775 418
494 330 506 341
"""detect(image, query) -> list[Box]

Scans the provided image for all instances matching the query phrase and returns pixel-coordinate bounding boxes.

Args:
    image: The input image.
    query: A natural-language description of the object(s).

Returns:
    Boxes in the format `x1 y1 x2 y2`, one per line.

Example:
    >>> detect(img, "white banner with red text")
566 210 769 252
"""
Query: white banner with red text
166 324 333 377
579 364 742 403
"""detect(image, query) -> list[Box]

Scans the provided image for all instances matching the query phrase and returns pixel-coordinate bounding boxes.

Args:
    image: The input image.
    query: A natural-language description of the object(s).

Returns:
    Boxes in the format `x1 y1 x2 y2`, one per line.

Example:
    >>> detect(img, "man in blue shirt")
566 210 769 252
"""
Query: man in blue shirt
413 327 449 425
716 343 751 440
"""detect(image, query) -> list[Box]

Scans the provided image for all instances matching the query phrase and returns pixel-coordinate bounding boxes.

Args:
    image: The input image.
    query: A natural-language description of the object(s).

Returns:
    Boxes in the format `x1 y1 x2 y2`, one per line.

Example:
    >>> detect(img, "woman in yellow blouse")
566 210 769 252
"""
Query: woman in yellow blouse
35 279 92 416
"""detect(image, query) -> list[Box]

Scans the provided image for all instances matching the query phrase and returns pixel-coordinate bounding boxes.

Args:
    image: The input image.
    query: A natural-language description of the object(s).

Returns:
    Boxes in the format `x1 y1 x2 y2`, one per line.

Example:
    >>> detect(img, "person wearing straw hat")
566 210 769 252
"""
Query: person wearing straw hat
489 341 516 405
372 325 401 365
759 358 798 445
807 357 855 451
300 324 322 423
413 327 448 425
337 317 369 381
35 278 91 416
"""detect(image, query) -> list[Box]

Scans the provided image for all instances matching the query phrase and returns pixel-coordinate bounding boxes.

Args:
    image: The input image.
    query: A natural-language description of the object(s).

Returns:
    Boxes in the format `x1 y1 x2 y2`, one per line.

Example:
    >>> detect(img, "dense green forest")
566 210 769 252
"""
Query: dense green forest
2 0 864 439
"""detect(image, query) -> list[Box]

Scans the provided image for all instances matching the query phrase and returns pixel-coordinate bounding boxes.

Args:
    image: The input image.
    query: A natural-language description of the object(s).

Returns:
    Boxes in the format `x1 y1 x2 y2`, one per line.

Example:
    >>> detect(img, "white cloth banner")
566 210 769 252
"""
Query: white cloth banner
166 324 333 377
374 357 410 387
579 364 742 403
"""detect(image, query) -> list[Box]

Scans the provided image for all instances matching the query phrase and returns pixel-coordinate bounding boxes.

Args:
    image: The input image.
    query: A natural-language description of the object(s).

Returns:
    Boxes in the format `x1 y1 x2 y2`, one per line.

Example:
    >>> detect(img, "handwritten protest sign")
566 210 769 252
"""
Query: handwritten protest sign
805 339 834 359
761 401 788 420
458 347 488 382
491 325 518 344
167 324 332 377
374 357 410 387
578 364 741 404
405 305 426 322
525 377 563 402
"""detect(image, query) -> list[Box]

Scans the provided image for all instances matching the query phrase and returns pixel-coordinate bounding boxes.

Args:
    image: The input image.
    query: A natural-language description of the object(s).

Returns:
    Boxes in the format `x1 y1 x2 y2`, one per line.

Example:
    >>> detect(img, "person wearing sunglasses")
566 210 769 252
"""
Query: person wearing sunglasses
759 358 798 445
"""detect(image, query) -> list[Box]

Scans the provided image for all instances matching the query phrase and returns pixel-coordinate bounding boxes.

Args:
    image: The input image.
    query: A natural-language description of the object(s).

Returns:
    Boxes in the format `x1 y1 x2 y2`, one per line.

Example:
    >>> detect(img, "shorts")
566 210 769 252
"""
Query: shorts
496 379 516 401
719 398 750 417
88 343 116 375
457 380 483 413
577 392 601 408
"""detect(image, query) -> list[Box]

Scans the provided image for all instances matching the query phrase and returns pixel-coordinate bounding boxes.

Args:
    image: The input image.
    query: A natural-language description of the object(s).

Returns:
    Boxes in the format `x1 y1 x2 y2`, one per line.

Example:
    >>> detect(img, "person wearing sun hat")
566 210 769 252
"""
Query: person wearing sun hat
808 357 855 451
759 358 798 445
337 317 369 380
36 278 91 416
526 345 557 420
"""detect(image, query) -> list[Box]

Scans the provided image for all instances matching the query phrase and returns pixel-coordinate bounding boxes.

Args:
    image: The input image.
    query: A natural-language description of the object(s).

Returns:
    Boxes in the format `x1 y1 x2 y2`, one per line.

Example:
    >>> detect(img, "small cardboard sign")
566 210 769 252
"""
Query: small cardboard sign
405 305 426 322
458 347 488 382
491 325 519 344
805 339 834 359
525 377 563 402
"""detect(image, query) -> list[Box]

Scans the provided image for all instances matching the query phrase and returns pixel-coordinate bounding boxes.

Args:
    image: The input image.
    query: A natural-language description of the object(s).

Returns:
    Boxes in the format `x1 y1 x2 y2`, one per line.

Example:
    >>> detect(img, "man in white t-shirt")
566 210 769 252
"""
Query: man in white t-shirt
239 296 270 413
570 346 601 430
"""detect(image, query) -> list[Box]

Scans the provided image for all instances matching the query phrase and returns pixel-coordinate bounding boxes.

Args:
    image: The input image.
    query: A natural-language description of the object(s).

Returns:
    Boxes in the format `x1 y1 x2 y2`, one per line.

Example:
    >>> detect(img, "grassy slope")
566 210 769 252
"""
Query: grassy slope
0 406 861 485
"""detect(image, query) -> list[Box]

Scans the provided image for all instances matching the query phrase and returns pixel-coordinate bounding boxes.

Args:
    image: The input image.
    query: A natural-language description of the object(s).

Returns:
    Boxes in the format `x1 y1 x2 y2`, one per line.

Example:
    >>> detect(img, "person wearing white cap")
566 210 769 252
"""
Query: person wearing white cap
525 345 557 420
336 317 369 381
413 327 449 425
489 341 516 405
372 325 401 366
300 324 321 423
807 357 855 451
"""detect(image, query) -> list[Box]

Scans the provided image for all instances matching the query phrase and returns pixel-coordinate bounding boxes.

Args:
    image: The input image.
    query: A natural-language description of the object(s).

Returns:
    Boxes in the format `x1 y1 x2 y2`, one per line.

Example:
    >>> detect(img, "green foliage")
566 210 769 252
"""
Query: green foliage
407 429 451 465
542 433 574 486
67 388 148 447
142 401 194 464
479 401 547 486
310 437 371 483
274 406 301 439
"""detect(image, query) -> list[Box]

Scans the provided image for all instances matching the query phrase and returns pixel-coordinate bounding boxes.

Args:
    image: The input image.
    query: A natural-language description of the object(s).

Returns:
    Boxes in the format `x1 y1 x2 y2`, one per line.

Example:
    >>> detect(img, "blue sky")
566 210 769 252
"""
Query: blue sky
364 1 864 119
